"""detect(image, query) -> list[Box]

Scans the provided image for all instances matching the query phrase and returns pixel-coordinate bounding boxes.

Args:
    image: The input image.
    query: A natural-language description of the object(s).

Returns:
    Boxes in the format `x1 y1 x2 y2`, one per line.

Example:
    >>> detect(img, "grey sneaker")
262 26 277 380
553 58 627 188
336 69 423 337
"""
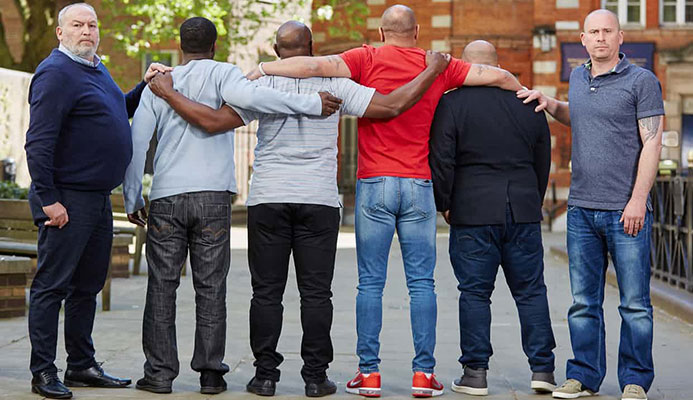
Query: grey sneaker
552 379 596 398
531 371 556 393
622 384 647 400
451 366 488 396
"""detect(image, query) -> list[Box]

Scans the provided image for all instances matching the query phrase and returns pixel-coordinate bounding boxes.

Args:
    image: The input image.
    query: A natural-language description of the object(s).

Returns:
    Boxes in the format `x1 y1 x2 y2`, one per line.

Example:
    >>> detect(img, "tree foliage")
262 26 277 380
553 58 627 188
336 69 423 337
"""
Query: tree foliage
0 0 367 72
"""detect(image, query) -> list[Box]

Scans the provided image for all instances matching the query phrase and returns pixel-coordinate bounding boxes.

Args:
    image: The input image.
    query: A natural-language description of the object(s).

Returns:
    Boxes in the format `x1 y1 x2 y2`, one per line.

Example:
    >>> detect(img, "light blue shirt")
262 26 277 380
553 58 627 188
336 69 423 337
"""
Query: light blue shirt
58 44 101 68
122 59 323 213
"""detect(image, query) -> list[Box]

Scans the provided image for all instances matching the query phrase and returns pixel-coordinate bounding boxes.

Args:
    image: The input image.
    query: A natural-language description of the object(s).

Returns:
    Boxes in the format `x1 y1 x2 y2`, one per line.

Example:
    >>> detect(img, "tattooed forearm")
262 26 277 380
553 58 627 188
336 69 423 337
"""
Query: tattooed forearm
638 115 661 144
475 64 489 77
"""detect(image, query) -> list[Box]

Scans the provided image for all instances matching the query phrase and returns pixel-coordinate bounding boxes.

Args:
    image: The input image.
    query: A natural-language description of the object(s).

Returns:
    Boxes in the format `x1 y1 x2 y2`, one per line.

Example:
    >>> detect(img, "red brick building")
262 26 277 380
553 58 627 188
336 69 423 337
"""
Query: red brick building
312 0 693 198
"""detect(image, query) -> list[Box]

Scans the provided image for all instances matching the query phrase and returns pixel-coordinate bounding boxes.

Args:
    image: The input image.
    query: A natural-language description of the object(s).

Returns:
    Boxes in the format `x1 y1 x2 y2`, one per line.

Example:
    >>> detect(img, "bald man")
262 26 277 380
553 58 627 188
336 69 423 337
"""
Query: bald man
248 6 523 397
146 20 451 398
518 9 662 400
430 40 555 396
24 3 171 398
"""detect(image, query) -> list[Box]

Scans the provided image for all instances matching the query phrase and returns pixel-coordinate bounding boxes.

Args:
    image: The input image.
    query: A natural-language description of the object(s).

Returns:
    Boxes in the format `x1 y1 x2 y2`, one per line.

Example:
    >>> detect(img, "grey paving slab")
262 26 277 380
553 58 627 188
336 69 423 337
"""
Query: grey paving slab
0 230 691 399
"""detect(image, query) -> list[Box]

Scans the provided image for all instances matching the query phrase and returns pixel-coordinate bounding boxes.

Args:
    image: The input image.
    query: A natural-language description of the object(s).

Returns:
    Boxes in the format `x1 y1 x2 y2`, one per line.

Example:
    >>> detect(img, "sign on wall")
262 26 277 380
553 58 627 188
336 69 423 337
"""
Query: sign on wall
560 42 655 81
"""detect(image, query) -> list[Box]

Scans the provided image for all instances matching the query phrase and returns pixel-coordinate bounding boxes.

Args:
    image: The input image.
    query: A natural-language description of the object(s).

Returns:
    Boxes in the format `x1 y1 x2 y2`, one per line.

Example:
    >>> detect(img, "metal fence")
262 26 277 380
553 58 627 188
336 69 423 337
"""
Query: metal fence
651 175 693 292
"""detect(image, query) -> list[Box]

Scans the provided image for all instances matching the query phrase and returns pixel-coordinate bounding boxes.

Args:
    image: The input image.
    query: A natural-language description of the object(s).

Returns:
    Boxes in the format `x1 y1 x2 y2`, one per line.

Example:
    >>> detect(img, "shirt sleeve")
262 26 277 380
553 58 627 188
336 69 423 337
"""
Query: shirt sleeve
444 58 472 91
24 67 76 207
230 76 269 125
339 46 370 84
123 88 157 214
124 80 147 118
634 69 665 120
429 95 458 212
215 63 323 116
332 78 376 117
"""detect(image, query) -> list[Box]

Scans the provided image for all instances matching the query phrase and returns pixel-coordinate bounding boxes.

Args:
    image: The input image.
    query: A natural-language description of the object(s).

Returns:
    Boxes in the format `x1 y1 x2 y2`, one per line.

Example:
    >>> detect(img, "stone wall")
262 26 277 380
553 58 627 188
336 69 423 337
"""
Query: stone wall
0 68 32 187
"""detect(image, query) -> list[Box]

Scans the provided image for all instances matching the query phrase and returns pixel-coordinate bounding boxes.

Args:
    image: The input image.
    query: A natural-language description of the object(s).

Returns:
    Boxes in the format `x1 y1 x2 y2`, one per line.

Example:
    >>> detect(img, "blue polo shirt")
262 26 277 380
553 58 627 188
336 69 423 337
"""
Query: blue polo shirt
567 53 664 210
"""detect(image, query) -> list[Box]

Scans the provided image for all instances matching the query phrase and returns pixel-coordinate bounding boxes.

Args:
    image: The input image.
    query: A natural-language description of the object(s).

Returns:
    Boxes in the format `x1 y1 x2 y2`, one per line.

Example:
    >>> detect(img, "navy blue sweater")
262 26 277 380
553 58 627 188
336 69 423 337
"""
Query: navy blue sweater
25 49 146 206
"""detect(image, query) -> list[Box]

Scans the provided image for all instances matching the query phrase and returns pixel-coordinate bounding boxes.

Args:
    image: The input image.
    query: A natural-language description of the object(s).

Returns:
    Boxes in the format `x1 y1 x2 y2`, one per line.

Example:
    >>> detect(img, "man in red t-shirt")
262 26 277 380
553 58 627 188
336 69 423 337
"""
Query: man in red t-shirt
253 5 523 398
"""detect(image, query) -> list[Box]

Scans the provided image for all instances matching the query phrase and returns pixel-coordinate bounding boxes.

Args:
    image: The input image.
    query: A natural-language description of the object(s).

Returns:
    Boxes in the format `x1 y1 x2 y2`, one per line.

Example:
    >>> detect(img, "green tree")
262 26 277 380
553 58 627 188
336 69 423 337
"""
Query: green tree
0 0 366 72
0 0 78 72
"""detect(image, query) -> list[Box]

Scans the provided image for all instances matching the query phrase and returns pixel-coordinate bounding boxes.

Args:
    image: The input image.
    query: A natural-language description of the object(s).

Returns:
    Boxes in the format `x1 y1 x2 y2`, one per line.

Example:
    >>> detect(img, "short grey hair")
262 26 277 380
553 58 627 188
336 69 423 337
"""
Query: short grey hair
58 3 97 27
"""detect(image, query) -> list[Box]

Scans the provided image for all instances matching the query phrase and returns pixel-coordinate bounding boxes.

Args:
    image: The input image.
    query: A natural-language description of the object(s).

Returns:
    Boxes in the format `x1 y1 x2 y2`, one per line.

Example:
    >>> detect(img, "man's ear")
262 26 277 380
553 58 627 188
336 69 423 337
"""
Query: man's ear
414 24 420 40
309 40 314 57
210 41 216 58
273 44 281 58
379 27 385 42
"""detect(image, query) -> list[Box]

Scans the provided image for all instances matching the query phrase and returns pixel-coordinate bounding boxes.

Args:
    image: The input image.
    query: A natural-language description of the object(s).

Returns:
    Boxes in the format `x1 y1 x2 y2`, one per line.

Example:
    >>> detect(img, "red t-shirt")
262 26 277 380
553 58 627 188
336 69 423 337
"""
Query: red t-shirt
340 44 471 179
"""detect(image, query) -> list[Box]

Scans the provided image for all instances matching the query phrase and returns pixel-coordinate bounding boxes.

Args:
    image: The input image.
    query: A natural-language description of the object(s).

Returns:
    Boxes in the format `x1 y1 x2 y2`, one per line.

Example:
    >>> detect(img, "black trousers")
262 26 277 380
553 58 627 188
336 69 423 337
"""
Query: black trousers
248 203 340 384
142 191 232 383
28 187 112 375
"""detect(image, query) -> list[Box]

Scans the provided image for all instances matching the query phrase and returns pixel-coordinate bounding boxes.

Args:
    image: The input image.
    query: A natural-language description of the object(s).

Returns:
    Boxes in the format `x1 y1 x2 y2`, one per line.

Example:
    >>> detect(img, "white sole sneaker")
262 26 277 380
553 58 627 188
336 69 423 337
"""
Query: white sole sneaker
531 380 557 393
412 386 444 397
346 386 381 397
552 390 597 399
451 381 488 396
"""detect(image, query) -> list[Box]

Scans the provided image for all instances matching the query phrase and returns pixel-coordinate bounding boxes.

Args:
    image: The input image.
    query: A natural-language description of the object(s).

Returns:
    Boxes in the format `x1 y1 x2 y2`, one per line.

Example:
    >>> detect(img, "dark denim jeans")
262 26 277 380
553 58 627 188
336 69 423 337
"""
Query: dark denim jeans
28 187 112 375
566 206 654 392
142 191 232 383
247 203 340 384
449 204 555 372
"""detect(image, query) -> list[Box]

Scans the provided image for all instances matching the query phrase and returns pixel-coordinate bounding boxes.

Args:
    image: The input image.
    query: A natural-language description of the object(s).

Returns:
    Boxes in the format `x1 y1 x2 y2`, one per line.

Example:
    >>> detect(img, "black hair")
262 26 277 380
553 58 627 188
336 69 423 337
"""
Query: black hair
180 17 217 54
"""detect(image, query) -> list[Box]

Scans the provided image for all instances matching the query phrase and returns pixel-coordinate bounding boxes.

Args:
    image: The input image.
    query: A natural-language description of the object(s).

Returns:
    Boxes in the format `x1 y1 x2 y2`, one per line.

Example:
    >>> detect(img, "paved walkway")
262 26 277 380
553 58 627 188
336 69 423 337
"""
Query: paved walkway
0 230 691 399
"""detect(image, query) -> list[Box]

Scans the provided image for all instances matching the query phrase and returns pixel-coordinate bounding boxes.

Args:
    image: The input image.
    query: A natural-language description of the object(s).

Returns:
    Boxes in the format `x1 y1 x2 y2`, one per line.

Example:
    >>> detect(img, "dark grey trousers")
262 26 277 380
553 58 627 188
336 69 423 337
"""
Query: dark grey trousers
142 191 232 383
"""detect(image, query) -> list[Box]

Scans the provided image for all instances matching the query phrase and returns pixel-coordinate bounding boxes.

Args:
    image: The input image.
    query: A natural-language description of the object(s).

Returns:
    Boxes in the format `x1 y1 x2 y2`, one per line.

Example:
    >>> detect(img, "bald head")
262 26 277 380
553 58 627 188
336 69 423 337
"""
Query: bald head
584 9 620 31
274 20 312 59
381 5 417 36
462 40 498 66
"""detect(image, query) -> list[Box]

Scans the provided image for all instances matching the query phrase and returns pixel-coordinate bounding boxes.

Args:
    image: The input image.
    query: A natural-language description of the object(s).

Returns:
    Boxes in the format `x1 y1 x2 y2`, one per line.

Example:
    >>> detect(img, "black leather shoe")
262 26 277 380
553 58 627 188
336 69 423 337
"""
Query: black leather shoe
200 371 227 394
135 377 173 394
305 378 337 397
246 376 276 396
31 371 73 399
64 365 131 388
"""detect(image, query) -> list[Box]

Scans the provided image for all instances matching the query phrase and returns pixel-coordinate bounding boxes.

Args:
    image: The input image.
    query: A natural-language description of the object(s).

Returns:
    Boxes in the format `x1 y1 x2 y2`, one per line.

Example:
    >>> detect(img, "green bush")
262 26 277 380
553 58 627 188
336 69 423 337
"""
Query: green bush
0 181 28 199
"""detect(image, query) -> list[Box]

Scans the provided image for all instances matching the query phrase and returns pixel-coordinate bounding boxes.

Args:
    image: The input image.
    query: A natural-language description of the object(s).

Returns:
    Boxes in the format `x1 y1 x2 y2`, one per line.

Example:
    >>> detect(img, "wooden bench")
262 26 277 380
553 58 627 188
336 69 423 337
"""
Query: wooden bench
110 194 146 275
0 199 118 311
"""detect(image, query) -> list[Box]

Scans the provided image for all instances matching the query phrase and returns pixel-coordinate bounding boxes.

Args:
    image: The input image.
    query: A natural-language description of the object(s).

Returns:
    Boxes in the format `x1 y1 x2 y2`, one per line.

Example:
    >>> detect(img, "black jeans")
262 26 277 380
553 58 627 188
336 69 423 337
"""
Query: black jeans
248 203 340 384
142 191 232 383
28 187 112 375
449 204 556 372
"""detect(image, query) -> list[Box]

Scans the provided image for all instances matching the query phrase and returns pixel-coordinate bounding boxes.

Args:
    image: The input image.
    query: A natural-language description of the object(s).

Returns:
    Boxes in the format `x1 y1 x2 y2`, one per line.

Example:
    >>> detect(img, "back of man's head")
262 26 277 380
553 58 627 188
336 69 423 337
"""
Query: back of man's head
461 40 498 67
274 20 312 59
380 5 417 40
180 17 217 54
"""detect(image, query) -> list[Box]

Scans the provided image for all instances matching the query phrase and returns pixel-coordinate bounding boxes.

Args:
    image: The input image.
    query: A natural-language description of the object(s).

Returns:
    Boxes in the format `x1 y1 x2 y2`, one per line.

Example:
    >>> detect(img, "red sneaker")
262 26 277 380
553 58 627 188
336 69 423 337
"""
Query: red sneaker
412 372 444 397
346 371 381 397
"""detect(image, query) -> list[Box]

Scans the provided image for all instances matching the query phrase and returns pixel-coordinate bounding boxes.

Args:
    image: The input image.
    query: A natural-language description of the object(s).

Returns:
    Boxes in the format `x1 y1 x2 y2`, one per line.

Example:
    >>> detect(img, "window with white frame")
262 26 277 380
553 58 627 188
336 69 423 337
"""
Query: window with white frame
661 0 693 25
602 0 646 26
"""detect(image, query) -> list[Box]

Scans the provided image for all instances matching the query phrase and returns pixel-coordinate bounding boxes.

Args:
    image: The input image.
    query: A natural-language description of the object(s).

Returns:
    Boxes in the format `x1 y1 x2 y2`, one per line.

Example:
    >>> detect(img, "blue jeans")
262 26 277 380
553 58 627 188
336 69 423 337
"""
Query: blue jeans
355 176 437 373
566 206 654 392
449 205 555 372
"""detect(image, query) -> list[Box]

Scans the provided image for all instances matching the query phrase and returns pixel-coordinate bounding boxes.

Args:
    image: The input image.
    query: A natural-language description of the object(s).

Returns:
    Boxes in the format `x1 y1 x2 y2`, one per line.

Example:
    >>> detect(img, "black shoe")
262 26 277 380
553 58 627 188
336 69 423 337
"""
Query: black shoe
135 377 173 394
531 371 557 393
246 376 276 396
305 378 337 397
31 370 73 399
200 371 227 395
64 365 131 388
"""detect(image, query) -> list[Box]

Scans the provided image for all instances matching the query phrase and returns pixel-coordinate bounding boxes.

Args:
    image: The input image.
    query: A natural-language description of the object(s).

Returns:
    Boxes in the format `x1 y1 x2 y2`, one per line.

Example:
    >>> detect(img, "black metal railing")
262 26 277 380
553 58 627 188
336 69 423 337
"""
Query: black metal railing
651 175 692 292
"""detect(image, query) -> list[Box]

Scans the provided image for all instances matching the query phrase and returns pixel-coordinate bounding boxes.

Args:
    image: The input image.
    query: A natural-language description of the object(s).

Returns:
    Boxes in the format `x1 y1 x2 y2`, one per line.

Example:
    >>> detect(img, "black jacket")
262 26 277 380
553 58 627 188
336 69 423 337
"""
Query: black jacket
429 86 551 225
